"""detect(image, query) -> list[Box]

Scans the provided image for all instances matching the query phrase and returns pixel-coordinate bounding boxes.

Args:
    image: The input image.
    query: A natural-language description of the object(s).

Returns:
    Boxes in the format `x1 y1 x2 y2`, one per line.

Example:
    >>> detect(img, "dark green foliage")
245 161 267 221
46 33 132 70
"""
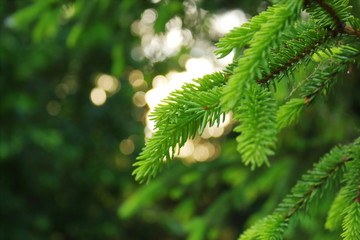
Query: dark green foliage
4 0 360 239
1 1 149 239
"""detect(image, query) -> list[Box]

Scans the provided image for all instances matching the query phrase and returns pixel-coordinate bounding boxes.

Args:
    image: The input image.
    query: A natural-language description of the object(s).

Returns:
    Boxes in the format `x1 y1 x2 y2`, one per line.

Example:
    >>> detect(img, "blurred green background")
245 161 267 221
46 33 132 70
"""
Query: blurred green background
1 0 360 240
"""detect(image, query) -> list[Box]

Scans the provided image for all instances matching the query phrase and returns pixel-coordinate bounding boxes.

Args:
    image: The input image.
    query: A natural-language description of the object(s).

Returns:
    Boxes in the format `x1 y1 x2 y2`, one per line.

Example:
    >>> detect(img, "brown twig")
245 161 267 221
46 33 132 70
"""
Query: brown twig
315 0 345 32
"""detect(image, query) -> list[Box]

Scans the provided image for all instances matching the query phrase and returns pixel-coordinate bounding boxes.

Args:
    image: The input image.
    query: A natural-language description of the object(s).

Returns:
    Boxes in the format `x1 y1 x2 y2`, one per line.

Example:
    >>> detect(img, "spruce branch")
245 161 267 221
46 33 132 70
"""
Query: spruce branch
346 17 360 37
326 187 348 231
326 146 360 234
133 72 227 183
239 143 353 240
256 22 335 85
306 0 352 30
215 10 272 58
341 141 360 240
300 45 358 100
341 201 360 240
221 2 303 110
133 1 360 237
278 153 351 219
238 217 275 240
276 98 306 129
276 45 359 130
314 0 345 29
233 86 278 169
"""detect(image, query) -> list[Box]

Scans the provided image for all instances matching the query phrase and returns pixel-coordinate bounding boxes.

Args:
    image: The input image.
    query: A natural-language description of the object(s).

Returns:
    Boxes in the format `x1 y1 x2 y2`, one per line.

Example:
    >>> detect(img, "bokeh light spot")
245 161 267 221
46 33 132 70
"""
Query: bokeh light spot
185 58 213 77
131 79 148 91
129 70 144 85
194 144 210 162
142 9 157 24
96 74 120 93
55 83 70 99
133 91 147 107
90 88 107 106
120 139 135 155
212 10 247 35
166 29 183 50
177 141 195 158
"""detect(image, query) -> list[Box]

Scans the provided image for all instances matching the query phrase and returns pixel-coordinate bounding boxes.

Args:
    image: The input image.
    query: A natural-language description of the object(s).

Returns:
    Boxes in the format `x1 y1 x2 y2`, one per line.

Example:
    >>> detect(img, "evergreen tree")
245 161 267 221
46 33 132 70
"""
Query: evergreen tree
134 0 360 239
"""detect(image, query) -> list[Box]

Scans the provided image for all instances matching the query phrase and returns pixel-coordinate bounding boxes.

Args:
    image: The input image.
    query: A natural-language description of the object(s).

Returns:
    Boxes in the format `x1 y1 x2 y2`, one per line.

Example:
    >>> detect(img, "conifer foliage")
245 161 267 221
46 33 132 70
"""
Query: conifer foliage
134 0 360 239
